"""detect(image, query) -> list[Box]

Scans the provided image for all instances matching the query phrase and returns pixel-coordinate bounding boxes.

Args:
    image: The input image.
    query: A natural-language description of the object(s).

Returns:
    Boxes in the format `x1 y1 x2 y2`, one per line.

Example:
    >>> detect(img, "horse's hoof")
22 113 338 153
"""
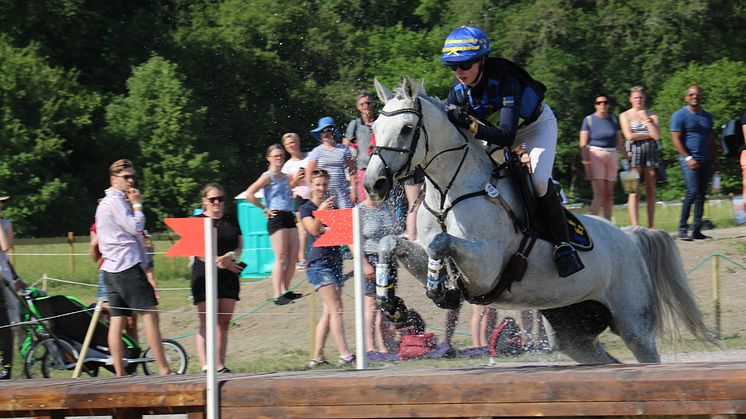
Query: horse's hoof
426 287 462 310
380 296 408 328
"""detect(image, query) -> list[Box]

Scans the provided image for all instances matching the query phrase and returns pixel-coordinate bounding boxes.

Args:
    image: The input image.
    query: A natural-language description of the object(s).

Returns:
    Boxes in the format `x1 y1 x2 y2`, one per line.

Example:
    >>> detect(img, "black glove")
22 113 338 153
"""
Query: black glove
447 106 471 130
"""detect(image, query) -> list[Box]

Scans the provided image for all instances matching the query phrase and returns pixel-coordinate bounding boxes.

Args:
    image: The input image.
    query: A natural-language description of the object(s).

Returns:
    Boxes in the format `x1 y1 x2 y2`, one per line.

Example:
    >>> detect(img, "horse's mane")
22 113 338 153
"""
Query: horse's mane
392 76 445 110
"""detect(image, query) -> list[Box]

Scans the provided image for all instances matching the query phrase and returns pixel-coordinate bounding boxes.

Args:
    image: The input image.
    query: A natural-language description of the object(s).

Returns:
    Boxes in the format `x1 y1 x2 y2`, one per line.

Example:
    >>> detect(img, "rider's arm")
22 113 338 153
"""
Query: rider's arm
471 77 521 147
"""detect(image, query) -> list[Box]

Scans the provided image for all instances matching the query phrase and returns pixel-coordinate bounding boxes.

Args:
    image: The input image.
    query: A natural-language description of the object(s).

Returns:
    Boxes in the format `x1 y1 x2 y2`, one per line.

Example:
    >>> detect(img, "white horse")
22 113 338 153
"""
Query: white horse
363 77 714 364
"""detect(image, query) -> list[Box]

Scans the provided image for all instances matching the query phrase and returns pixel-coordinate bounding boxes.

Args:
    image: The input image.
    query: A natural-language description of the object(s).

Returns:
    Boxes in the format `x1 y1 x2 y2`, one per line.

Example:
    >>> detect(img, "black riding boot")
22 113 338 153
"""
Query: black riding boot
537 181 584 277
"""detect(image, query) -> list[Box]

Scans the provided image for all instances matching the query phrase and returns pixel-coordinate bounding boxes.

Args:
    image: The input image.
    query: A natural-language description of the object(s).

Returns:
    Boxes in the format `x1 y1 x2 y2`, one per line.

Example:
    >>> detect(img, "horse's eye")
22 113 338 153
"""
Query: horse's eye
400 125 413 136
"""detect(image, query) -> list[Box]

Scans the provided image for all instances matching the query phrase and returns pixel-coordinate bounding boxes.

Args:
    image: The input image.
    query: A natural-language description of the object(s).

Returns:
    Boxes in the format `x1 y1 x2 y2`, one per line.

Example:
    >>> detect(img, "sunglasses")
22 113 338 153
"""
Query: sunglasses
595 101 609 105
320 127 335 133
207 196 225 203
117 174 137 181
311 168 329 177
446 59 479 71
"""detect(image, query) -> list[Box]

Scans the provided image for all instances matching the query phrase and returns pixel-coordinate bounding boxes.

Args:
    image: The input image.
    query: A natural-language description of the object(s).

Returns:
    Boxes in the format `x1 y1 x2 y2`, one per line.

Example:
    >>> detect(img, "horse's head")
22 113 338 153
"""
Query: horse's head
364 77 428 201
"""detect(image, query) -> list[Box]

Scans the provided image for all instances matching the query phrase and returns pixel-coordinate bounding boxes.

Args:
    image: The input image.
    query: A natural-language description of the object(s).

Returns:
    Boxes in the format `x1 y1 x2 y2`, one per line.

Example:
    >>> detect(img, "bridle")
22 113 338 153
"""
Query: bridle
370 97 488 231
369 99 426 189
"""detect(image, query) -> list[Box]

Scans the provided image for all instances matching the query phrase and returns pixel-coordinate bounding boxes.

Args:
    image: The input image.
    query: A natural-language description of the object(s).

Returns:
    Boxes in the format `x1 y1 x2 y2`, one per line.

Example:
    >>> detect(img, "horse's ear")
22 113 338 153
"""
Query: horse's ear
374 78 394 104
402 76 419 100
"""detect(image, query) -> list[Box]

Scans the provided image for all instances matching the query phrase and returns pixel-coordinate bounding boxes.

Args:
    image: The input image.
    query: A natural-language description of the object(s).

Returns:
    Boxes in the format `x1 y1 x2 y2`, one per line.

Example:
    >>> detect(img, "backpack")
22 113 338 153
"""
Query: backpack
584 113 618 130
489 316 525 357
720 119 745 159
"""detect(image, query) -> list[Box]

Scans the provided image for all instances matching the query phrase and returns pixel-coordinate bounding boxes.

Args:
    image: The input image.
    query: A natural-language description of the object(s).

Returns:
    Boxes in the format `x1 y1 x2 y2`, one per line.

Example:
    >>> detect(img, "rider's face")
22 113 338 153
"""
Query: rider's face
454 58 482 87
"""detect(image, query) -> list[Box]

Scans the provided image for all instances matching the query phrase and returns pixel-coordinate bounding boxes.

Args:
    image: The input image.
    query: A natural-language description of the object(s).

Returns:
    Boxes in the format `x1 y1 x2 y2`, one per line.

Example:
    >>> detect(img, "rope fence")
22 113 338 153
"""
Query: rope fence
3 249 743 334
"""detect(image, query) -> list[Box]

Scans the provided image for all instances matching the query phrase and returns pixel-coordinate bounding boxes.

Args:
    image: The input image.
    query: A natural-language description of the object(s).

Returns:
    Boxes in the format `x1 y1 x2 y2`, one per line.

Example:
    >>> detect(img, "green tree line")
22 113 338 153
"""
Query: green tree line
1 0 744 236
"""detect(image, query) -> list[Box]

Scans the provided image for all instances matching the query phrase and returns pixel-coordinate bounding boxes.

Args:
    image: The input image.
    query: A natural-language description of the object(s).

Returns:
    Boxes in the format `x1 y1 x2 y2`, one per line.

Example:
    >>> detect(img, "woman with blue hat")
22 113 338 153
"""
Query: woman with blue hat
305 116 356 209
441 26 583 278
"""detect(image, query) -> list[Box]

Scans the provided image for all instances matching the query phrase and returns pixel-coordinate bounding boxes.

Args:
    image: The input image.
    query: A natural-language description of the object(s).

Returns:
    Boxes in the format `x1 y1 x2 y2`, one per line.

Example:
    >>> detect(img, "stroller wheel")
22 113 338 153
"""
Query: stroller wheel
142 339 188 375
24 337 78 379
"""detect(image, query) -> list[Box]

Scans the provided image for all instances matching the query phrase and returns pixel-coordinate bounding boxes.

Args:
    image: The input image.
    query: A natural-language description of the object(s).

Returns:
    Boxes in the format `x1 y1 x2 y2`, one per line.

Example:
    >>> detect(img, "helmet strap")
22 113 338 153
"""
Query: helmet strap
469 57 487 88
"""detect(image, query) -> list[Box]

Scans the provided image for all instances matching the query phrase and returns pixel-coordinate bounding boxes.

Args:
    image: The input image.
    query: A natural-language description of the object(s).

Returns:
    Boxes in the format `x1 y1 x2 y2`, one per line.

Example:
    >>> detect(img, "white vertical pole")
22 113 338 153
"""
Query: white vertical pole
352 206 367 369
204 218 219 419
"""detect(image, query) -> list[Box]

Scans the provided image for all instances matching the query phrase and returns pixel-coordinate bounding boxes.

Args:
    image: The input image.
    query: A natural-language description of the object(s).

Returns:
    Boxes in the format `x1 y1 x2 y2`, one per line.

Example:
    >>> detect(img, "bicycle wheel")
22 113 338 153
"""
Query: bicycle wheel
24 337 78 379
142 339 188 375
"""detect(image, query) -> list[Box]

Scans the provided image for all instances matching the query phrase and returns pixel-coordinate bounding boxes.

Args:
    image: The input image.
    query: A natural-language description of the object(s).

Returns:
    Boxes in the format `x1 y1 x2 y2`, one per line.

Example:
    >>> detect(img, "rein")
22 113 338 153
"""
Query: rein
373 98 488 232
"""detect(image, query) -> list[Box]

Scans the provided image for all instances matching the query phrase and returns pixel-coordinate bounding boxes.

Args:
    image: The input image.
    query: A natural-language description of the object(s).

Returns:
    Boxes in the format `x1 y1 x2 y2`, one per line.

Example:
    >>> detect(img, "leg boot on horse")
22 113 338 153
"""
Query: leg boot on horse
537 180 584 277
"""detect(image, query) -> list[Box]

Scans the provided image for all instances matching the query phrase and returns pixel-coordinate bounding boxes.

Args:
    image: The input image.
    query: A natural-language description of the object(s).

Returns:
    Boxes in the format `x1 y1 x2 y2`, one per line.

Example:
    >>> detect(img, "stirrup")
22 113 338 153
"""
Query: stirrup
553 243 584 278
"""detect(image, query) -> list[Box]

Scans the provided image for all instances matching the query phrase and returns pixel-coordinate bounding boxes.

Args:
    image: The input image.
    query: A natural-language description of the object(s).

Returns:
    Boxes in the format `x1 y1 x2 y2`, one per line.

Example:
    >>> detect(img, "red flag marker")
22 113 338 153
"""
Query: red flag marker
313 209 354 247
165 218 205 257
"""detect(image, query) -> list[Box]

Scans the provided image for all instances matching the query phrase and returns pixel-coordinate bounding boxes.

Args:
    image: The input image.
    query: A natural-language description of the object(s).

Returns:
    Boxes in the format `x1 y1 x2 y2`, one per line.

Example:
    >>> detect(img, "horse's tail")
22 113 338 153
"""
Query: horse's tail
625 226 717 344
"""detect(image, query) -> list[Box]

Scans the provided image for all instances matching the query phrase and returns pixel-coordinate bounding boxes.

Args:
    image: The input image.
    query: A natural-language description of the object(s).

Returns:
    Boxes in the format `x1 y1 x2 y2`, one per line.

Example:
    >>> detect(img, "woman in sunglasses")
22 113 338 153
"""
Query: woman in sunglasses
245 144 303 305
305 116 356 209
619 86 661 229
440 26 583 278
191 183 244 373
579 94 625 221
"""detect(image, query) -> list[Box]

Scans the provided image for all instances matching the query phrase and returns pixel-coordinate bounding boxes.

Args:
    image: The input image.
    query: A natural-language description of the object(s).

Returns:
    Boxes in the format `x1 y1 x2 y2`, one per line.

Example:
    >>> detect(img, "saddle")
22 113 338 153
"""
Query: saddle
490 149 593 251
461 149 592 306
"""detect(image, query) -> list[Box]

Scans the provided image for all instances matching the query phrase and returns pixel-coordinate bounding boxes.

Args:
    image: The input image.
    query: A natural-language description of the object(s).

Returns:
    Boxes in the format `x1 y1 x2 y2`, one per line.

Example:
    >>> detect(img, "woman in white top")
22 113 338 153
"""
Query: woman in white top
619 86 660 228
281 133 310 269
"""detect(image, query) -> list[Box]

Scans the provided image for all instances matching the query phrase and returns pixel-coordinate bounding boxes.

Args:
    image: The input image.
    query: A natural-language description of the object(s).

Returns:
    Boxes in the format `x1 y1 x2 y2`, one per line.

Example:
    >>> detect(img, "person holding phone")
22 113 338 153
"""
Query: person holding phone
300 169 355 366
191 183 243 374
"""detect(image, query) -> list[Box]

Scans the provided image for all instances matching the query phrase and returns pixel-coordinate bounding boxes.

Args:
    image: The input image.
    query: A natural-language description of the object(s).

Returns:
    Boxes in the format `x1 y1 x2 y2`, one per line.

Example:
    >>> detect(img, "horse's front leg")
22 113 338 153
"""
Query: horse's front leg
424 232 463 310
376 235 428 328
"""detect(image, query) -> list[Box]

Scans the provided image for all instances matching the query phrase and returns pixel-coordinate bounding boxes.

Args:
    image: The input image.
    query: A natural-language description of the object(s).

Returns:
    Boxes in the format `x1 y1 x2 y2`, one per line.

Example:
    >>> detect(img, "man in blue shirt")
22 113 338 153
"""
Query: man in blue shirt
670 85 717 240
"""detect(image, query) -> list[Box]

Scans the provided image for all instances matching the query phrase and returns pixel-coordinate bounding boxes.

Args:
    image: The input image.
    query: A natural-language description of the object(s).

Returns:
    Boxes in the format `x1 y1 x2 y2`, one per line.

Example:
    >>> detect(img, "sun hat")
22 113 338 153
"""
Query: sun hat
310 116 339 141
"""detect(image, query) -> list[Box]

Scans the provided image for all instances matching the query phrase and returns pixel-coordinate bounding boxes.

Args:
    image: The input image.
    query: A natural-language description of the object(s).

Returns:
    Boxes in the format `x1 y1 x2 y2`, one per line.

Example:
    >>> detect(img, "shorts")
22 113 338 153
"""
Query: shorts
364 254 397 296
96 270 108 302
306 260 346 290
267 210 296 235
587 147 618 181
191 260 240 304
626 139 659 169
103 264 158 317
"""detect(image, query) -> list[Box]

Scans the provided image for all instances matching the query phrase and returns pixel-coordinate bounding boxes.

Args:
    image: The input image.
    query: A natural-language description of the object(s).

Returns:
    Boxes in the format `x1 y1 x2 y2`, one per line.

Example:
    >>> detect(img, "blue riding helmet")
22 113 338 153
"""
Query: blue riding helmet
440 26 491 63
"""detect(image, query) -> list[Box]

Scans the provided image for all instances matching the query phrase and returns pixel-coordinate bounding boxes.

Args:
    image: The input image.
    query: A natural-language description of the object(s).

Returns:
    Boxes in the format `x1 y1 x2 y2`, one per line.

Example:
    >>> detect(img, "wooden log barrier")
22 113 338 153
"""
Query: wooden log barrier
2 361 746 418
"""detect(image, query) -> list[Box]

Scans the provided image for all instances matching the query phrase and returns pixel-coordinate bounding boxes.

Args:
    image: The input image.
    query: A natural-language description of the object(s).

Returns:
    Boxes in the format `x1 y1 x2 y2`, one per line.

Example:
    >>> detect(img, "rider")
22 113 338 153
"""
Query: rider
440 26 584 278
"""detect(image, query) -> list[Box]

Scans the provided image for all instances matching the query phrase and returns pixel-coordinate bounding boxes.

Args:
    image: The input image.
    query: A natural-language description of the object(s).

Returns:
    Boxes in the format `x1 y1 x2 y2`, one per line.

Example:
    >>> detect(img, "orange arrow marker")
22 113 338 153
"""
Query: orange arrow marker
313 209 353 247
165 218 205 257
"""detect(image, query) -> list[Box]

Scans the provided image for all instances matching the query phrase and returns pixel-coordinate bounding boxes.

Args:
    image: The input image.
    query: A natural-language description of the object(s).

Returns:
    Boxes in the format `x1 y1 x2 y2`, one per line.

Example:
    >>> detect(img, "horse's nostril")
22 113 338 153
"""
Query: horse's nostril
373 178 390 198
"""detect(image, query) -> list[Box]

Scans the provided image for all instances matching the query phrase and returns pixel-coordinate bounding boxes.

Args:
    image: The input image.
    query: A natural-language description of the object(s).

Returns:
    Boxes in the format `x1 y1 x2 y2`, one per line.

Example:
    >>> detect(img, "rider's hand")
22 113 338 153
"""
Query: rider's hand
447 106 471 130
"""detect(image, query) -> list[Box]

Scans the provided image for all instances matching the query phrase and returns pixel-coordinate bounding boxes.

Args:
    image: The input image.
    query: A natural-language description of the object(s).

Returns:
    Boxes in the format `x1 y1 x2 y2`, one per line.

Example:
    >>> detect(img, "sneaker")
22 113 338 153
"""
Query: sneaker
339 353 356 365
217 367 232 374
285 291 303 300
296 261 307 271
691 231 711 240
274 294 293 306
307 359 329 368
678 231 693 241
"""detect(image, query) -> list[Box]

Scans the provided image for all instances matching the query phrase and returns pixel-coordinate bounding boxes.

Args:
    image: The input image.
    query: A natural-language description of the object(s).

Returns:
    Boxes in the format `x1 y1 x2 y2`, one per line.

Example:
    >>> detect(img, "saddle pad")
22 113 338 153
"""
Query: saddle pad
566 210 593 251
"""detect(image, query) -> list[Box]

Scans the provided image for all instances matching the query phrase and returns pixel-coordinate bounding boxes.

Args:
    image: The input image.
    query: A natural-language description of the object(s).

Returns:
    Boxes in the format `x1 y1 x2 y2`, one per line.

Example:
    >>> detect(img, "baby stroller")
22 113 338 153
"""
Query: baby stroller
18 288 188 378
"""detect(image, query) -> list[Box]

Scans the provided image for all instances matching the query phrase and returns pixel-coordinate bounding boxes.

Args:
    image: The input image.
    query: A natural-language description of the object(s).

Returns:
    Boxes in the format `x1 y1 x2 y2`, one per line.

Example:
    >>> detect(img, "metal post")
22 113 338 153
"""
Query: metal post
712 254 721 339
204 218 218 419
352 206 366 369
